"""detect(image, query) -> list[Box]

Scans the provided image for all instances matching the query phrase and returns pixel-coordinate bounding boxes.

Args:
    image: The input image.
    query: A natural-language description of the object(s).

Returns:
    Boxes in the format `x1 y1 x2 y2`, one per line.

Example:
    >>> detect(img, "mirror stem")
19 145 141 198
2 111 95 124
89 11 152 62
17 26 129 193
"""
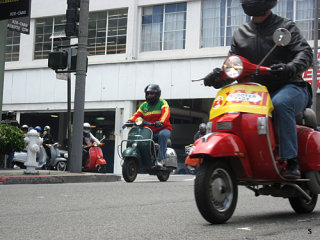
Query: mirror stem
255 44 277 75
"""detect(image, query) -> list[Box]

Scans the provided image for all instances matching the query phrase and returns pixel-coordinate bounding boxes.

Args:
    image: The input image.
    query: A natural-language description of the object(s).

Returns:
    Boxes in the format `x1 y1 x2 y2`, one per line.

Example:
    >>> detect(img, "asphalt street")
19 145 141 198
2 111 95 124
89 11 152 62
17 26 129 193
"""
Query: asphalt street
0 174 319 240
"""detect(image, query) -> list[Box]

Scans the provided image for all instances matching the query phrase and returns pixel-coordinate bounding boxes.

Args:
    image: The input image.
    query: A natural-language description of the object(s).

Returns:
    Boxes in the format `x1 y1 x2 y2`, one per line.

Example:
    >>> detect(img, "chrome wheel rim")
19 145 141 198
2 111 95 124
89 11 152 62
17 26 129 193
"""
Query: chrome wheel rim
209 168 233 212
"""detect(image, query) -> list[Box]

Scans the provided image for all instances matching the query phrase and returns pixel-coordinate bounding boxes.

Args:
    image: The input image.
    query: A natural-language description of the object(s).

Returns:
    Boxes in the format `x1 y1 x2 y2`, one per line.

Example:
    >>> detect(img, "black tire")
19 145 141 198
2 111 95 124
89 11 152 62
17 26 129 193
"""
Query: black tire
14 161 26 169
122 158 138 182
157 170 170 182
194 160 238 224
289 192 318 213
56 161 67 171
97 164 107 173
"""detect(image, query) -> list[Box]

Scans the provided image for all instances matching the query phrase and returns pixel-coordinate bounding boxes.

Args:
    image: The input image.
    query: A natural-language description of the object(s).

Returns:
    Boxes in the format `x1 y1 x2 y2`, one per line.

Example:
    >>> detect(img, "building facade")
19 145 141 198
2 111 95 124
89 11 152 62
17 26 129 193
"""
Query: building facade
3 0 319 173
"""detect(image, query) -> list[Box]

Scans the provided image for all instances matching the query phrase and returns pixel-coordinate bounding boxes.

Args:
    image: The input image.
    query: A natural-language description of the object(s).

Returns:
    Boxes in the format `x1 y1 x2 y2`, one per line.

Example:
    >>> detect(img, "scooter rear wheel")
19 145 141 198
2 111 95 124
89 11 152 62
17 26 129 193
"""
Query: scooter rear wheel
122 158 138 182
194 159 238 224
289 191 318 213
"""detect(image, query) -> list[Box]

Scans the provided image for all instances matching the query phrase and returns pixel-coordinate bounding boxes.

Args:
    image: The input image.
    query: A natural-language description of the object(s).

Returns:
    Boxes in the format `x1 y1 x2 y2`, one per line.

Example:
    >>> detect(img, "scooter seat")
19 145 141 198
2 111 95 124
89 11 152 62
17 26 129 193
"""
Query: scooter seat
296 108 317 130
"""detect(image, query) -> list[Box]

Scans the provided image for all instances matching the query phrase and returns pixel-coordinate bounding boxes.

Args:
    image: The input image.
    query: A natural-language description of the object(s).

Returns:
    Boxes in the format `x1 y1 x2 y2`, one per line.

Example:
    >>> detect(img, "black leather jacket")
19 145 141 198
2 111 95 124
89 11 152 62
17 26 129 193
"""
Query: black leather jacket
229 13 313 95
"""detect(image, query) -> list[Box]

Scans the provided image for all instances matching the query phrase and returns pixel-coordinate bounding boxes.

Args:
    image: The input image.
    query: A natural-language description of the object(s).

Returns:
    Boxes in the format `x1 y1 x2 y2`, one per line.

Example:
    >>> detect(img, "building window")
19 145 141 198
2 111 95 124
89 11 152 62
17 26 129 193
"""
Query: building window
201 0 249 48
201 0 319 48
273 0 320 41
88 8 128 56
141 3 187 52
6 30 20 62
34 16 70 60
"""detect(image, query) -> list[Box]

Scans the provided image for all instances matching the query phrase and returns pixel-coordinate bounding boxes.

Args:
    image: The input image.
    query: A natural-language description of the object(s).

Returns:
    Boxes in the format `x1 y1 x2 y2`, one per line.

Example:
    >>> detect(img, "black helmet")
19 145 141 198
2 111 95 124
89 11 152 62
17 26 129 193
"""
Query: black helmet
7 111 16 119
144 84 161 105
240 0 277 17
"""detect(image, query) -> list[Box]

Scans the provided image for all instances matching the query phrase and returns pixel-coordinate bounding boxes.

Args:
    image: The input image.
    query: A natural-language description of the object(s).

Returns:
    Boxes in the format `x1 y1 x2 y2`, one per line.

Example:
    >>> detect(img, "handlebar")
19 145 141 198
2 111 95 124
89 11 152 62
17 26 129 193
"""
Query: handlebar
83 142 104 148
124 120 156 128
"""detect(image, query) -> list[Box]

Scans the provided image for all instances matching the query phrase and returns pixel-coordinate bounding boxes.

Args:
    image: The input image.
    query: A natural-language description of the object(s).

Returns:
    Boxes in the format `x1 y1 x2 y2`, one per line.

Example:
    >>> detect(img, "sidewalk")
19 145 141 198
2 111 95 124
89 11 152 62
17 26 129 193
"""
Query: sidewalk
0 169 122 185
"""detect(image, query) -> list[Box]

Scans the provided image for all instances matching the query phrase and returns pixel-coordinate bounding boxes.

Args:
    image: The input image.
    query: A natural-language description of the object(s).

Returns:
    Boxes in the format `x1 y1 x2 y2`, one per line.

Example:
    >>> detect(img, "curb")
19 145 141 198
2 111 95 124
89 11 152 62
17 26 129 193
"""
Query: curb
0 174 122 184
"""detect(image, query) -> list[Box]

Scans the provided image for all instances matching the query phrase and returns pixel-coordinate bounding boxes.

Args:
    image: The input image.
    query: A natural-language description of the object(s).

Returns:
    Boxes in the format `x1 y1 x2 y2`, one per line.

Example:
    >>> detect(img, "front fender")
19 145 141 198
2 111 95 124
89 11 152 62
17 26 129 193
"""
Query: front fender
122 147 141 165
190 132 252 177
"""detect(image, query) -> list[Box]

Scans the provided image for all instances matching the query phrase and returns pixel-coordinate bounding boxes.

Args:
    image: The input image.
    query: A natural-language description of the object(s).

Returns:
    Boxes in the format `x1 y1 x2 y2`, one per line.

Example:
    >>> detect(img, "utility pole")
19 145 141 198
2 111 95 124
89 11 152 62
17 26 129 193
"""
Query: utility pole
312 0 319 114
69 0 89 173
0 20 8 122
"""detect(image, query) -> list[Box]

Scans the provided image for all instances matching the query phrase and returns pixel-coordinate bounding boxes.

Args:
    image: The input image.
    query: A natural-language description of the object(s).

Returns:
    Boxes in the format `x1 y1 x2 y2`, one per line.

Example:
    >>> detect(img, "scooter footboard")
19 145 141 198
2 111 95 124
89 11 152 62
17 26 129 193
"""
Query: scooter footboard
189 132 252 177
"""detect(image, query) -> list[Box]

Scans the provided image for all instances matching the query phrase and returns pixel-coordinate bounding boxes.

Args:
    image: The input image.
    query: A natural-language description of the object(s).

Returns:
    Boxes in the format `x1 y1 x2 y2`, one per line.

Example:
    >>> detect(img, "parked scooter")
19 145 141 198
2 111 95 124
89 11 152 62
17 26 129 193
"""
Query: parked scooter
82 137 107 173
119 117 178 182
188 28 320 224
13 143 67 171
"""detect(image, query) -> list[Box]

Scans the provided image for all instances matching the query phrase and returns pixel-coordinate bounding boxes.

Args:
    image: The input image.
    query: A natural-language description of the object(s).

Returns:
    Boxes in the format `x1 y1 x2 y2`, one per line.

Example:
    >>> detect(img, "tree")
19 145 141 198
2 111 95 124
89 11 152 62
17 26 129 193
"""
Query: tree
0 124 25 155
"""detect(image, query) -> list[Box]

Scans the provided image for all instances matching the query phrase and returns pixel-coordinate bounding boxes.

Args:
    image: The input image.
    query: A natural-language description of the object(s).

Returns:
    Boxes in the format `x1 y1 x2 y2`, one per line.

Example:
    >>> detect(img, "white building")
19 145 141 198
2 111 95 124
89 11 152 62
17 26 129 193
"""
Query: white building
3 0 318 173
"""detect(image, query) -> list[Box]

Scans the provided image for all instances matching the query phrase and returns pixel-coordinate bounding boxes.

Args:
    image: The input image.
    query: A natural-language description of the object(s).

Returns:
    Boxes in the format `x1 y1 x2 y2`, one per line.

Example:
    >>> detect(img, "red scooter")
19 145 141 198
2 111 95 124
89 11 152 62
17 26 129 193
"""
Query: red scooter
188 28 320 224
83 138 107 173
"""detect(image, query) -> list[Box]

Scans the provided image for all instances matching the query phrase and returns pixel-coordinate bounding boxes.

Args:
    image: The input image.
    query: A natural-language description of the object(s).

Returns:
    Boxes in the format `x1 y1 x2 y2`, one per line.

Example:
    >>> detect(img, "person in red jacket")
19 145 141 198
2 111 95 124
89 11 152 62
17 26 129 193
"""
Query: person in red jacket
128 84 172 167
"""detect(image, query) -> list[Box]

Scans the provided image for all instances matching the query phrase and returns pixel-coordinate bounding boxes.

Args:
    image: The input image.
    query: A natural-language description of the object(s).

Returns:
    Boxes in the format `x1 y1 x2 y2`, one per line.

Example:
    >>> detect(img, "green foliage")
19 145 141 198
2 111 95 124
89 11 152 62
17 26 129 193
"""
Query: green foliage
0 124 25 154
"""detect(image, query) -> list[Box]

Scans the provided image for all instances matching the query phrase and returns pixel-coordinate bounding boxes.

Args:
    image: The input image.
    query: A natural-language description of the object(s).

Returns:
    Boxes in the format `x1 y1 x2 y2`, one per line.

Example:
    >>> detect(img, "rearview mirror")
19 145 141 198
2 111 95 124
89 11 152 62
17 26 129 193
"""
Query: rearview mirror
273 28 291 47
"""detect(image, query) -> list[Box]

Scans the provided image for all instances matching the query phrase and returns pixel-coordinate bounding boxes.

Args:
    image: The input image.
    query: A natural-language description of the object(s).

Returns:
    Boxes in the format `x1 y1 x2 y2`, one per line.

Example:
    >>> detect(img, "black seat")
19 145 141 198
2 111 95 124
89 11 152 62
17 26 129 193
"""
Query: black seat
296 108 317 130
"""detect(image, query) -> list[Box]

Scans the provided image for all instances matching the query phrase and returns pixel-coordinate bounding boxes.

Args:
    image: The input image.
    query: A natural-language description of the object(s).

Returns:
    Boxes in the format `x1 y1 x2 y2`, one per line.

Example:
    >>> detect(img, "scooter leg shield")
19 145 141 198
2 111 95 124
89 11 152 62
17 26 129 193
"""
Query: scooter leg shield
190 132 252 178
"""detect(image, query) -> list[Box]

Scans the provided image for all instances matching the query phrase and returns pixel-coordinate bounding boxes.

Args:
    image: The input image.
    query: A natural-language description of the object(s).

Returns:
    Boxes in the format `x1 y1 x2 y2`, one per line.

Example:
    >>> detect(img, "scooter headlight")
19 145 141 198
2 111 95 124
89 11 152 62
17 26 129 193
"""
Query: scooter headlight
93 142 98 146
223 55 243 79
135 117 144 126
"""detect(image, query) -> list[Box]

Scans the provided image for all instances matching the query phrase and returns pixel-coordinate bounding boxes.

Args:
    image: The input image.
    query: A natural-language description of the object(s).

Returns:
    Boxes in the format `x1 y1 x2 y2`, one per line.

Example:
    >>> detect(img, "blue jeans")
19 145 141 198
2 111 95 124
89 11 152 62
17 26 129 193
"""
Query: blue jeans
271 84 310 160
153 129 171 160
7 152 14 168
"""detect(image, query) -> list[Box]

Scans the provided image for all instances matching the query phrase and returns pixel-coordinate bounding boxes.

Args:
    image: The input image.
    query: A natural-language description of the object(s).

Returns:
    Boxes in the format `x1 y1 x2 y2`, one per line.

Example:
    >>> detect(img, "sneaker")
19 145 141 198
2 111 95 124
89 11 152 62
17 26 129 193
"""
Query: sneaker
155 160 163 167
283 157 301 179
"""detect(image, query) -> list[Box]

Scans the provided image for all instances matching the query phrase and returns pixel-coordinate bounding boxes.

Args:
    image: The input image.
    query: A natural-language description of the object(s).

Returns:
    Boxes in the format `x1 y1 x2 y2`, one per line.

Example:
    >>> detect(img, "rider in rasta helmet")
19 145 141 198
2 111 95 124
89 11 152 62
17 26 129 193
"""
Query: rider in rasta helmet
128 84 172 167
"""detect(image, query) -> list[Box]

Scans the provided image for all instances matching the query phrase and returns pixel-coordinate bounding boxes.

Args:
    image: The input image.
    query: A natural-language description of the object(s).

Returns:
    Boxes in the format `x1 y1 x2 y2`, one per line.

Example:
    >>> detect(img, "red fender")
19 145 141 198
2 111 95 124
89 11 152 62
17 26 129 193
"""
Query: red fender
190 132 252 177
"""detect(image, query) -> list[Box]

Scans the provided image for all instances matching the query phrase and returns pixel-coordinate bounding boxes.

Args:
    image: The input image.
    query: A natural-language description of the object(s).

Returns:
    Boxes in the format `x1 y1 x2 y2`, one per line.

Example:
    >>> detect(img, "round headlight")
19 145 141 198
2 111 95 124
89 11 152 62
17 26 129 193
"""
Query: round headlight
132 142 138 148
135 117 144 126
223 56 243 79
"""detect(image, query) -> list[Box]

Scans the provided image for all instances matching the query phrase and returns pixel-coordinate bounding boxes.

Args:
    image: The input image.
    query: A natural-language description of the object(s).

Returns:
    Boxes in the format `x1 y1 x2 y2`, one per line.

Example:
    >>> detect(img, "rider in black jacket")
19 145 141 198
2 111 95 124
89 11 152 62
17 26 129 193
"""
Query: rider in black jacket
204 0 313 179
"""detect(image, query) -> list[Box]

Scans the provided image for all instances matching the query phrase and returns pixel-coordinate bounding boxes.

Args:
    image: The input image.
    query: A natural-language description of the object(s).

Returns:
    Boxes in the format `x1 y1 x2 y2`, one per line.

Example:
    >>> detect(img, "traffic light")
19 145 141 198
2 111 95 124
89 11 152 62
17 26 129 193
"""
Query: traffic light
65 0 80 37
48 51 68 70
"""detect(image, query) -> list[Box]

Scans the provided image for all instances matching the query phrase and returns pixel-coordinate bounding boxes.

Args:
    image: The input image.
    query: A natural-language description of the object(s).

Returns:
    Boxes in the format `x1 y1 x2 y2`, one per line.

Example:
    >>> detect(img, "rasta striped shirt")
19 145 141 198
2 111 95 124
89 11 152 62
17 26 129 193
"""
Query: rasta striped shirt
129 99 172 133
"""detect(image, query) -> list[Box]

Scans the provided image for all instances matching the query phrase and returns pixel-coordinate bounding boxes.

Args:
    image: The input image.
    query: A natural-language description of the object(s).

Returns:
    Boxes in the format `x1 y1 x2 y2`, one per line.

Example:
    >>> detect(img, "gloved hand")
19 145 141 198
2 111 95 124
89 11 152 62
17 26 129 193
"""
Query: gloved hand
155 121 163 128
270 62 296 79
203 68 222 87
124 120 133 126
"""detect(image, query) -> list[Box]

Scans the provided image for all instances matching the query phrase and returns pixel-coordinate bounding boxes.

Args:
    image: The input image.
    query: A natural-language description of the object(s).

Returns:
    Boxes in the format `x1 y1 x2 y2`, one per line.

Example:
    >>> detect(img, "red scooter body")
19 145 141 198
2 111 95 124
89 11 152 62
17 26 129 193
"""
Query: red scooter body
191 31 320 224
84 143 107 173
191 111 320 181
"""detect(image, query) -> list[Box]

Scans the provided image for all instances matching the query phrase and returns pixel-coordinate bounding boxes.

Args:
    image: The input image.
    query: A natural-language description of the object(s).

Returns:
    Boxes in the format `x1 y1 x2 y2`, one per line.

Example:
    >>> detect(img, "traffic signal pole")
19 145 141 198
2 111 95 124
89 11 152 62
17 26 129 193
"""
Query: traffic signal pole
0 20 8 122
69 0 89 173
312 0 319 114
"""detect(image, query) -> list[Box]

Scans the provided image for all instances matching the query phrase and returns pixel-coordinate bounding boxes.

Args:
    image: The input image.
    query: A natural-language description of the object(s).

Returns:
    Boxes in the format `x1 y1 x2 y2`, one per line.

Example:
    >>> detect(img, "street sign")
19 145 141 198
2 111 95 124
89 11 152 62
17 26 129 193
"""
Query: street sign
56 72 68 81
0 0 31 21
302 51 320 93
7 16 30 34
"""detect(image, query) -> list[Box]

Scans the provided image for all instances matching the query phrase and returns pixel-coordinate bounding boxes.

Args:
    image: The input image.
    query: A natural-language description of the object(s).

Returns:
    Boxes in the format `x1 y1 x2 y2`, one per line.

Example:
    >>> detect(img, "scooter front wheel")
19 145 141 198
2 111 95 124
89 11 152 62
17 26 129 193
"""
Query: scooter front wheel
194 159 238 224
56 161 67 171
157 170 170 182
122 158 138 182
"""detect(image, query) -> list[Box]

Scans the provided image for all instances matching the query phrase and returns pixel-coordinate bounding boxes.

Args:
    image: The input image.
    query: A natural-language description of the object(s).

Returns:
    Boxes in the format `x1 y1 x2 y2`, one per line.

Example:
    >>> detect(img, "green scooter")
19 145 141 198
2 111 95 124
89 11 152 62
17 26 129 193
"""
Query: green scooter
119 117 177 182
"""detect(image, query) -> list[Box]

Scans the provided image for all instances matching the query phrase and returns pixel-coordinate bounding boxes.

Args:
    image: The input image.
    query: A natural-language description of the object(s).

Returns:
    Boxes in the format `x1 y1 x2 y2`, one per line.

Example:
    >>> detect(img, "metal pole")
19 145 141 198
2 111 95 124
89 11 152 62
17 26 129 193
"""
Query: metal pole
312 0 319 113
0 20 8 122
69 0 89 173
67 48 72 171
